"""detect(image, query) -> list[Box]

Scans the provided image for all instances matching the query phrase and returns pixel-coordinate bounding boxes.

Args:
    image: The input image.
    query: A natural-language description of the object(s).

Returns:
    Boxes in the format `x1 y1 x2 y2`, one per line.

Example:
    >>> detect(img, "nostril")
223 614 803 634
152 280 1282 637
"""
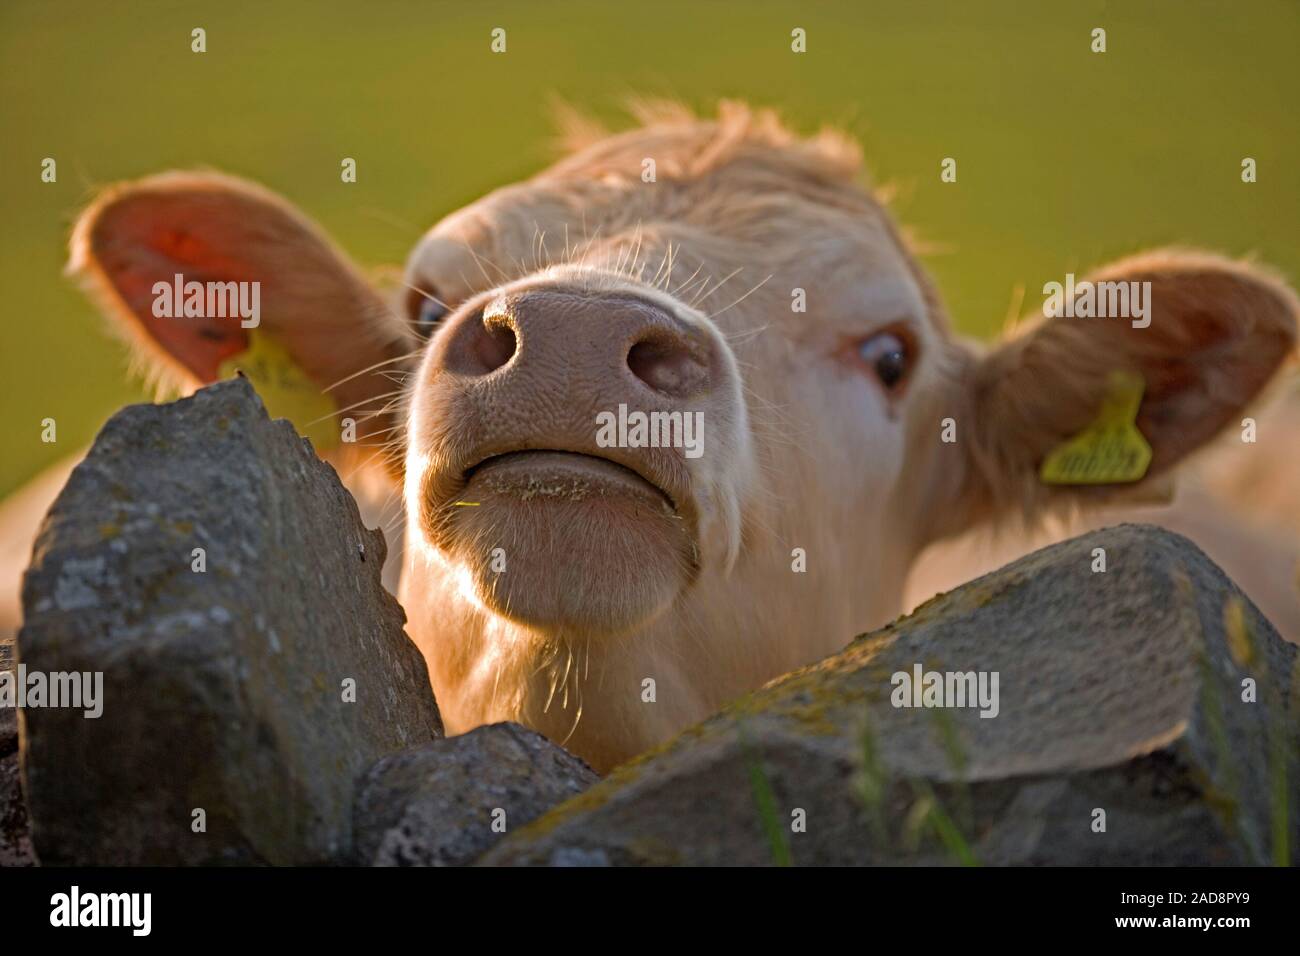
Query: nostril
628 338 710 397
475 320 517 372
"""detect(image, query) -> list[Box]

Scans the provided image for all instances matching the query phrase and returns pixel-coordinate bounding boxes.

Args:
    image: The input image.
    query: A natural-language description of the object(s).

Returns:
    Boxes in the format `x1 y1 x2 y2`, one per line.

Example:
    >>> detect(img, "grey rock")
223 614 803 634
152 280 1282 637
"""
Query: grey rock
481 525 1299 866
18 377 442 865
1 753 34 868
0 636 15 752
354 722 597 866
1 634 35 866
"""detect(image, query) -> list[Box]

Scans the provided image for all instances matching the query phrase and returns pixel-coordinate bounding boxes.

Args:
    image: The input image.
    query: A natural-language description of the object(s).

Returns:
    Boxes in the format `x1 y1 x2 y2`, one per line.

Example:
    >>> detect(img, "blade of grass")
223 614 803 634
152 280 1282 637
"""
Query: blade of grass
738 722 792 866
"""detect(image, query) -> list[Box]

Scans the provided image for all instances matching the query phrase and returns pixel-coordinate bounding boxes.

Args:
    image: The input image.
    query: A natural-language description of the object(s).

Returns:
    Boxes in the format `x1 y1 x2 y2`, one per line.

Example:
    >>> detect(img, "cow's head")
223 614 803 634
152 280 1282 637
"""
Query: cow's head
70 103 1298 770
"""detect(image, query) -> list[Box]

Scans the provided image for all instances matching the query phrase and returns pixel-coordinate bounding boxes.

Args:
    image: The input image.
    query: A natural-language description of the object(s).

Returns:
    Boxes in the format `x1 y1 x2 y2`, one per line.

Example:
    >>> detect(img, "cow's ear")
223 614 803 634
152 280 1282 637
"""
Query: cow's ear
930 250 1298 538
68 171 416 470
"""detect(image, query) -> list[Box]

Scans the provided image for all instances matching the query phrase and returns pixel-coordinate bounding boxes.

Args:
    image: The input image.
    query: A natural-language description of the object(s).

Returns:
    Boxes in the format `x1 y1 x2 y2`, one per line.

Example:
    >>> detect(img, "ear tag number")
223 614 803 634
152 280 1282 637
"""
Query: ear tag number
218 334 339 450
1039 370 1152 485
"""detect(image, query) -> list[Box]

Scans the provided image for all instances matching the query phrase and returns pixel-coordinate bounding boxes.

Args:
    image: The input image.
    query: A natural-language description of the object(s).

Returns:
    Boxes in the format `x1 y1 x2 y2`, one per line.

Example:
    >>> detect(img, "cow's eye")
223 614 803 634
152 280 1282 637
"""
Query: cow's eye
415 297 449 338
407 287 450 339
855 330 912 392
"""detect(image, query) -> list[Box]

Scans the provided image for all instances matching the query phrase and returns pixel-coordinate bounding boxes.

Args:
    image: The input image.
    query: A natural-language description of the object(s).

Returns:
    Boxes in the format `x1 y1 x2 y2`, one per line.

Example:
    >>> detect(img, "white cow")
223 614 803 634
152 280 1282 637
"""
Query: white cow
6 103 1297 771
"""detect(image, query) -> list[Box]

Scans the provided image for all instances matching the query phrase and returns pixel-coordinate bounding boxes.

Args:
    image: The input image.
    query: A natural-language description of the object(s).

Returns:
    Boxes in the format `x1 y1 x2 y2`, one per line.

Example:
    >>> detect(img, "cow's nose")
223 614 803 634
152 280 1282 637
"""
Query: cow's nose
449 309 517 375
443 287 713 398
627 334 709 397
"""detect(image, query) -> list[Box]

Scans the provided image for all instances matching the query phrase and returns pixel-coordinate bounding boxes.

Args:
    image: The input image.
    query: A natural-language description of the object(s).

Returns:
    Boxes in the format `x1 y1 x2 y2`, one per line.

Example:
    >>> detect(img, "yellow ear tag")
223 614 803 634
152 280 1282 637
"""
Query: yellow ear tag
1039 370 1152 485
218 334 339 450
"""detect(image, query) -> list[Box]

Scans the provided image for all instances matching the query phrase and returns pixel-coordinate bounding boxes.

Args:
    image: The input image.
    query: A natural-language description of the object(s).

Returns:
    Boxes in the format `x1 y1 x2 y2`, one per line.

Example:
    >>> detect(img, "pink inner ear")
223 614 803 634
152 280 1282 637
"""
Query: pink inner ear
95 212 254 382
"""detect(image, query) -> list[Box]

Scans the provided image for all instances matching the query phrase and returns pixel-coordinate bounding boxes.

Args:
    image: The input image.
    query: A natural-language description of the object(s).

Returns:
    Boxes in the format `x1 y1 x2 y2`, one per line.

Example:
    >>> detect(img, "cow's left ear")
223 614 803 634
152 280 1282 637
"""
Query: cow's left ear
930 250 1298 537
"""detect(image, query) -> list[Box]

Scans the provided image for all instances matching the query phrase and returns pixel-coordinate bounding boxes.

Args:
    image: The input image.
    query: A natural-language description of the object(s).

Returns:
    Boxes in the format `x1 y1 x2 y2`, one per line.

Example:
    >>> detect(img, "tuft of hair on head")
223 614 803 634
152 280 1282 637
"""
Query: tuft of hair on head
547 95 613 157
548 97 867 189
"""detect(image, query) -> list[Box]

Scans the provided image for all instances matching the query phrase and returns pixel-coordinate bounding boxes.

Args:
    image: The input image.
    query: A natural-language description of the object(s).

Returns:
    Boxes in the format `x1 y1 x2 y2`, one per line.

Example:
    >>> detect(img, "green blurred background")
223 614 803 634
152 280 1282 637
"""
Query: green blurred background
2 0 1296 498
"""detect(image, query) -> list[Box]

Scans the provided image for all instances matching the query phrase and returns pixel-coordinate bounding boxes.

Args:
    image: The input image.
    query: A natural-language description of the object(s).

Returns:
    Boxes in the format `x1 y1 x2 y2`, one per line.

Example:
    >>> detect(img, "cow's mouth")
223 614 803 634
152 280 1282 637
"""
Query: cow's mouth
463 449 677 513
432 447 694 637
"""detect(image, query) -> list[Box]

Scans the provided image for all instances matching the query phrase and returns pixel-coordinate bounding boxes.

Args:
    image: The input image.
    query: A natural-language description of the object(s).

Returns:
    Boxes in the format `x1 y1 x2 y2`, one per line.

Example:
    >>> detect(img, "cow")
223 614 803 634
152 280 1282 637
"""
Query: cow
5 101 1297 772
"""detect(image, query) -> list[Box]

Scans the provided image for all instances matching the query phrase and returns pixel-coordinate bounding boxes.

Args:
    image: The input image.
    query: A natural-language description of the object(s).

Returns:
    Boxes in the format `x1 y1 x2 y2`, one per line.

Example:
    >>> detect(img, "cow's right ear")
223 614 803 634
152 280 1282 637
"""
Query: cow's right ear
68 171 417 471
